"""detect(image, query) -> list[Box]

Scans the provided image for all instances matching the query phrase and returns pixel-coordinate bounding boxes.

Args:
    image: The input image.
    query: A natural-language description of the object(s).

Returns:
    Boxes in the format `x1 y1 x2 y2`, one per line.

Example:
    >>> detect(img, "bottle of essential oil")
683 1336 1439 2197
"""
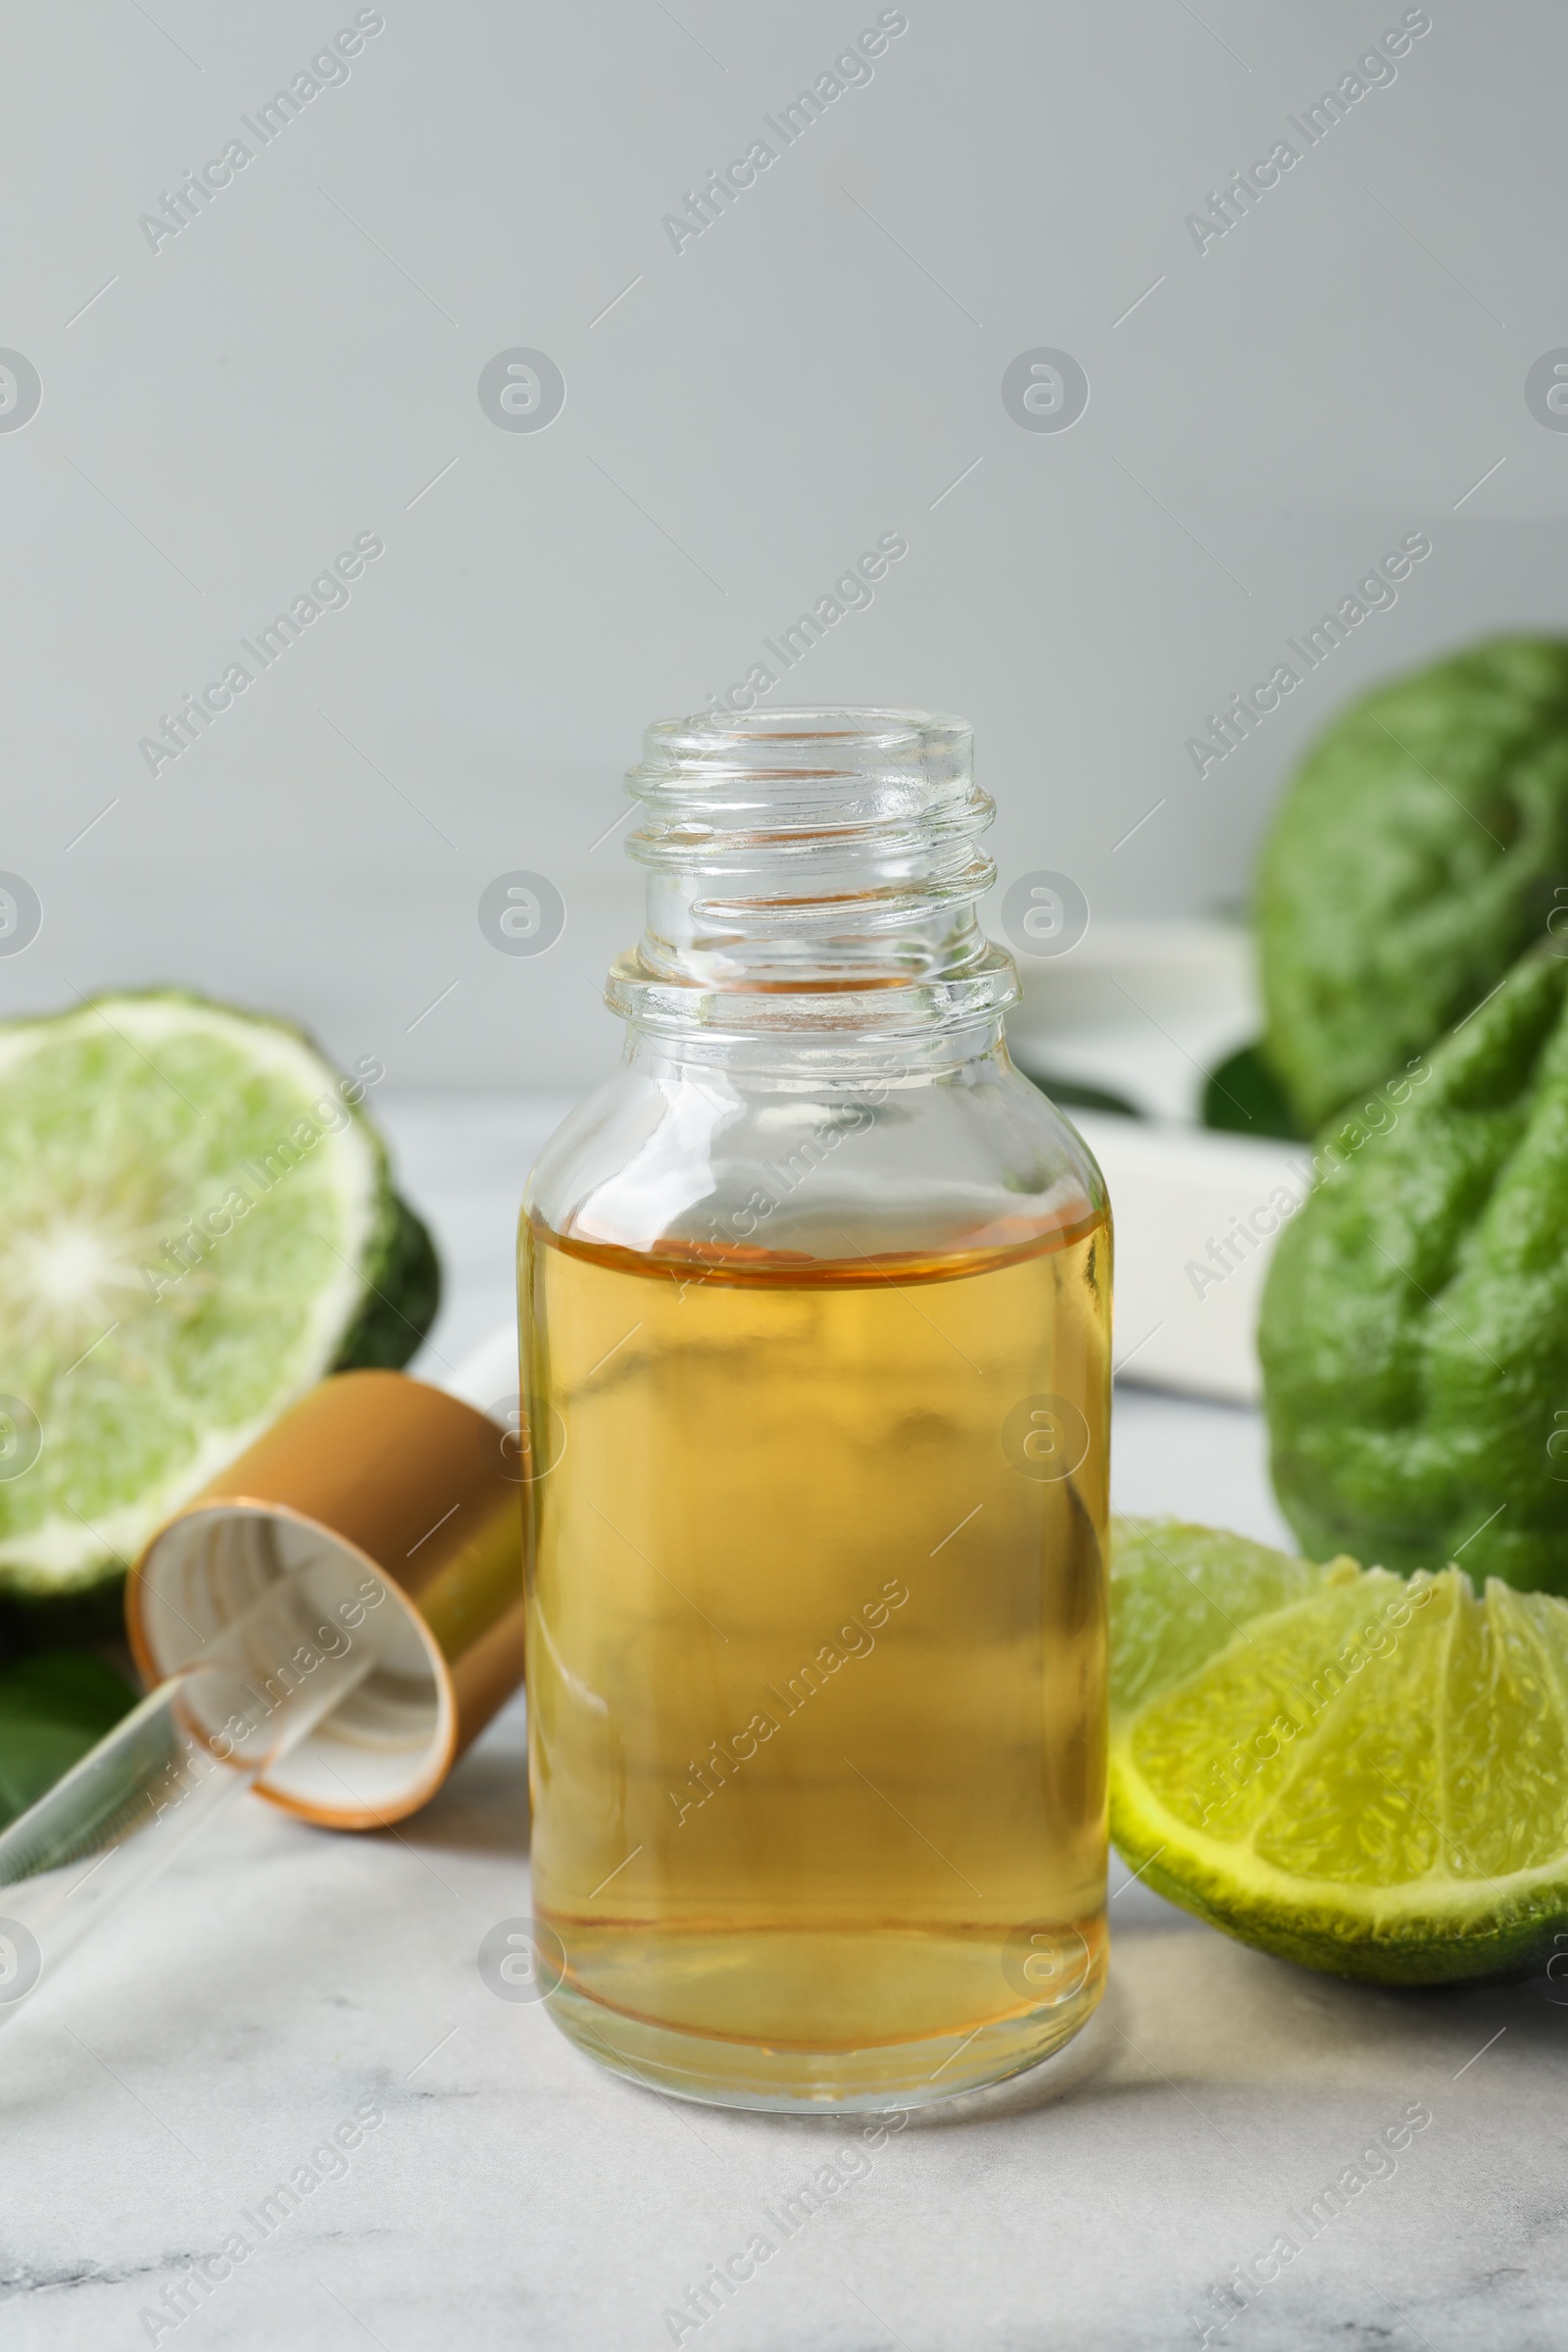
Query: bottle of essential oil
518 709 1110 2110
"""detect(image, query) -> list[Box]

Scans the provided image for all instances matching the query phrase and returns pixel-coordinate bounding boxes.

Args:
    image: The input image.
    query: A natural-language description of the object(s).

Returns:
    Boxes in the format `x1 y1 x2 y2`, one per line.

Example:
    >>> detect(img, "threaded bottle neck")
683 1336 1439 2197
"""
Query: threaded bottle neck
607 708 1018 1040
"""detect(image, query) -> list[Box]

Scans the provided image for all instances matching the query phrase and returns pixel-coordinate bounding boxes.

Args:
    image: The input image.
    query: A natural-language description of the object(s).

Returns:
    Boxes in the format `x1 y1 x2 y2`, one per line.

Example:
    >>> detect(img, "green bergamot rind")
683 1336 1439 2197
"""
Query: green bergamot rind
1257 634 1568 1131
1260 945 1568 1593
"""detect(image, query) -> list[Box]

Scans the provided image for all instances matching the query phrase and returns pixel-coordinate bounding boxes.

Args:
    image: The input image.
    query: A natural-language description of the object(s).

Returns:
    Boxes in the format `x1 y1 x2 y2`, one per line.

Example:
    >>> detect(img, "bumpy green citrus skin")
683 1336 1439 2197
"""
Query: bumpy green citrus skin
1258 636 1568 1132
0 991 440 1598
336 1192 441 1371
1260 946 1568 1593
1110 1519 1568 1984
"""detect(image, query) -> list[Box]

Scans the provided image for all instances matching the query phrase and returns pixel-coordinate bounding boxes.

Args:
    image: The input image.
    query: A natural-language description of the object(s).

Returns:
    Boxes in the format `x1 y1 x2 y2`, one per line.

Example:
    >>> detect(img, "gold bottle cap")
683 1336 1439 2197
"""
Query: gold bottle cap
124 1370 524 1831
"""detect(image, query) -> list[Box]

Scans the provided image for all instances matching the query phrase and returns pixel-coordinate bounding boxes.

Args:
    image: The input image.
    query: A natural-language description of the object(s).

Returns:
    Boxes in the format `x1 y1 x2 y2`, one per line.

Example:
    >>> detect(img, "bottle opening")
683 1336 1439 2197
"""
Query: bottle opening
612 706 1019 1029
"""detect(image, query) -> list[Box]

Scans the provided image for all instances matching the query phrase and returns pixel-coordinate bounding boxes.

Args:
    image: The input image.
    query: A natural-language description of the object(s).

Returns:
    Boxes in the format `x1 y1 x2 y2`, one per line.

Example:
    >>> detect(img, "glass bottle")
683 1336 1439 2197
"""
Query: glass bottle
518 708 1110 2111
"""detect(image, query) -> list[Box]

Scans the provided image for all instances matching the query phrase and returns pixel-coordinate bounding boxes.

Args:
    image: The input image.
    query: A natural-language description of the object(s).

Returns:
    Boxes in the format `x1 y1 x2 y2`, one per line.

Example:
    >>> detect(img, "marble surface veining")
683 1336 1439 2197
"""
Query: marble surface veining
1 1099 1561 2351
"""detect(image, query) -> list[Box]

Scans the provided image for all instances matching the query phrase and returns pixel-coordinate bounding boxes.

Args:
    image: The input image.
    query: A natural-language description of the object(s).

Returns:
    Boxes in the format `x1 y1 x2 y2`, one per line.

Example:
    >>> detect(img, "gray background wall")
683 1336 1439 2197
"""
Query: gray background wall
1 0 1557 1090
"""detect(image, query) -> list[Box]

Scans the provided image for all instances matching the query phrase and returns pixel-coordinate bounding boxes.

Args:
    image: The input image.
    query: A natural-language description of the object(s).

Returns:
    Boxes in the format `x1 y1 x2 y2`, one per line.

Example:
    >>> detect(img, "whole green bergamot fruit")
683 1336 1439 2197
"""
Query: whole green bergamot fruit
1258 636 1568 1132
1260 943 1568 1593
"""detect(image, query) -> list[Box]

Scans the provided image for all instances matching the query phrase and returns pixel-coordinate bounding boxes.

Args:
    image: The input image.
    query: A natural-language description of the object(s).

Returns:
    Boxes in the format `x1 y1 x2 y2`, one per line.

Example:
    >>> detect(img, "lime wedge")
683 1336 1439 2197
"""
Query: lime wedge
1110 1517 1568 1983
0 991 439 1597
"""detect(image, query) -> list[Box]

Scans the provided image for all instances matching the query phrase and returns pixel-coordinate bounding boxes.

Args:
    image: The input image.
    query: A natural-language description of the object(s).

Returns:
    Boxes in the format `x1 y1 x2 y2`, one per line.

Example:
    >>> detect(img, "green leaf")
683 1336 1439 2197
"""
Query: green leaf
0 1650 138 1830
1201 1041 1303 1139
1021 1069 1144 1119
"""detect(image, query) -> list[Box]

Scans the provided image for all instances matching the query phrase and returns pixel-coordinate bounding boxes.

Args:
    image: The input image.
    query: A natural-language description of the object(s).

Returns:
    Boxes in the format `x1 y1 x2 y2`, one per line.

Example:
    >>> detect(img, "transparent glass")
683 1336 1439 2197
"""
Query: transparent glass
0 1544 382 2027
518 710 1111 2111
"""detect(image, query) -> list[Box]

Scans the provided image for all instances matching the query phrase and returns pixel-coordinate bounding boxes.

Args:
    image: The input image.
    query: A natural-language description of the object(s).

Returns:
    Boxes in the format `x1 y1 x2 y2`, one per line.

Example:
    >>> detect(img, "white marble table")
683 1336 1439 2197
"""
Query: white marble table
2 1099 1561 2351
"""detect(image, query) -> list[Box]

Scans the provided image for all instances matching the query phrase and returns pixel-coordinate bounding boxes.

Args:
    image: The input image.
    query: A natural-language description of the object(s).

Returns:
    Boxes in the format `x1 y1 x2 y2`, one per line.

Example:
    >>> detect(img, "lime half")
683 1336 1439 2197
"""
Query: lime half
1110 1517 1568 1983
0 991 439 1597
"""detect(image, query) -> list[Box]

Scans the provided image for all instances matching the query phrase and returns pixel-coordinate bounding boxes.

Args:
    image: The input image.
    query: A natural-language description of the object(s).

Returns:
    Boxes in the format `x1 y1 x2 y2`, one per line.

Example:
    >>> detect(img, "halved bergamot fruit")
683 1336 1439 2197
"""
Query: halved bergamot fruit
1110 1516 1568 1983
0 991 439 1598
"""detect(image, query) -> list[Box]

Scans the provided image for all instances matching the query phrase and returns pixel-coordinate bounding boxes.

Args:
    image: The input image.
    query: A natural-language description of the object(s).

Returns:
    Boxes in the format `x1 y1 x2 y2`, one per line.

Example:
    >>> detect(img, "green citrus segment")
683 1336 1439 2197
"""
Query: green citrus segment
1109 1516 1351 1717
0 991 440 1597
1109 1517 1568 1983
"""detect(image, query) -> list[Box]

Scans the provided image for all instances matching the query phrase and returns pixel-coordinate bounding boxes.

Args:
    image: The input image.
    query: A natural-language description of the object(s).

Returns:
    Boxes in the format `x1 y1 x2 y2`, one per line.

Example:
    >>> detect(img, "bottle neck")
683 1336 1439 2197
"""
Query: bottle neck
605 708 1020 1047
617 1009 1012 1082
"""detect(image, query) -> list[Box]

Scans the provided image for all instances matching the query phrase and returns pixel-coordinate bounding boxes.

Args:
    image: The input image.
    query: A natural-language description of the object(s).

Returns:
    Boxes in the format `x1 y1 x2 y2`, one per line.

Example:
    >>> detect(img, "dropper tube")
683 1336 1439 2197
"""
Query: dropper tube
0 1324 523 2029
0 1521 382 2022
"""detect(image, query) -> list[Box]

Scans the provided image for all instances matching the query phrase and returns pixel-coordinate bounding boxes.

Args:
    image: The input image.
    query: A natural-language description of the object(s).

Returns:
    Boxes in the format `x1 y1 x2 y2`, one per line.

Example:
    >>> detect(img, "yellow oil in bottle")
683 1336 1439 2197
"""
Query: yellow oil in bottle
521 1208 1111 2107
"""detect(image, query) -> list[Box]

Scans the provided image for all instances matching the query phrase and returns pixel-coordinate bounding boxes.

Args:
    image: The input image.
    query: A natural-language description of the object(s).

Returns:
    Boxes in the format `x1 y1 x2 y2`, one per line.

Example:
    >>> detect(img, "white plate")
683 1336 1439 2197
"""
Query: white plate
1007 920 1307 1403
1073 1112 1309 1405
1008 918 1260 1123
